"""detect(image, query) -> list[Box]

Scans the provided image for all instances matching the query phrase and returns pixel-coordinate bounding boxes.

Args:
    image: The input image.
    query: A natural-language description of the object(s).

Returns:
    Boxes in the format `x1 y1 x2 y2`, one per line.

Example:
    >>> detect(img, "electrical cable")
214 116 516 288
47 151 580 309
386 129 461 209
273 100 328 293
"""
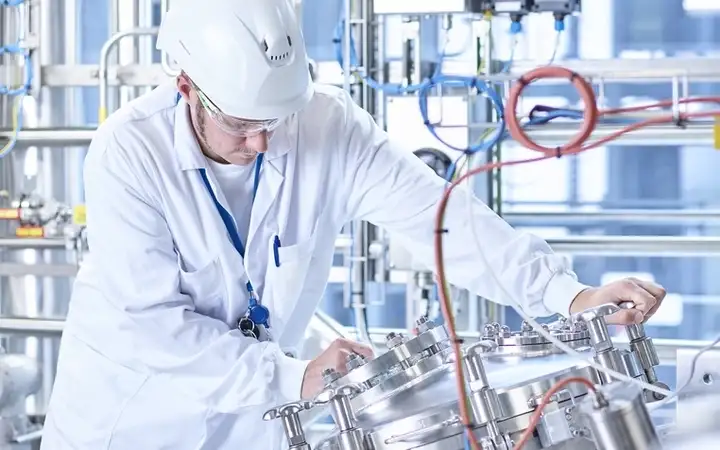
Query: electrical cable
417 75 506 153
546 18 565 65
648 334 720 410
0 0 32 158
333 8 444 95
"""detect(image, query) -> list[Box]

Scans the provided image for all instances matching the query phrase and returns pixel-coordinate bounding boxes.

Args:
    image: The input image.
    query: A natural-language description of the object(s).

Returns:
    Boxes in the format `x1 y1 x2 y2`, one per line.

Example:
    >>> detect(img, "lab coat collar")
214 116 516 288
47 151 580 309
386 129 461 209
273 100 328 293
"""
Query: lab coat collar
172 97 293 172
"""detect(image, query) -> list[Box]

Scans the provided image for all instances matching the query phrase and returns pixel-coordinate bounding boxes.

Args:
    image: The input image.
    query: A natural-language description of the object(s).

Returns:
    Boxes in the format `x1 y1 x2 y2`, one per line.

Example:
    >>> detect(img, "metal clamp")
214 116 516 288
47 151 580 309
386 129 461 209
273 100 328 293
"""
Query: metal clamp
314 384 365 450
262 401 314 450
573 304 628 383
618 303 668 401
573 303 619 352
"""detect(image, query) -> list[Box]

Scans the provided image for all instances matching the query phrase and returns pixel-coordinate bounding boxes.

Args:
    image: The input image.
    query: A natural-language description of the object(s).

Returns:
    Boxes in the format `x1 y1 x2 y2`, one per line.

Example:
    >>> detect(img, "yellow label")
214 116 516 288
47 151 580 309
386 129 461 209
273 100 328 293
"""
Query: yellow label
715 116 720 150
73 204 87 226
0 208 19 220
16 227 44 238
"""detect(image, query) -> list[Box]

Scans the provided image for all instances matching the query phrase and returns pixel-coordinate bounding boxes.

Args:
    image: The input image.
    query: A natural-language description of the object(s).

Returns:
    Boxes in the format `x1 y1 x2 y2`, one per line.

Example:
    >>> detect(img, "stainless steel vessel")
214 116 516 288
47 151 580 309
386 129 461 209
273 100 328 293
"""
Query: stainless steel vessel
263 304 671 450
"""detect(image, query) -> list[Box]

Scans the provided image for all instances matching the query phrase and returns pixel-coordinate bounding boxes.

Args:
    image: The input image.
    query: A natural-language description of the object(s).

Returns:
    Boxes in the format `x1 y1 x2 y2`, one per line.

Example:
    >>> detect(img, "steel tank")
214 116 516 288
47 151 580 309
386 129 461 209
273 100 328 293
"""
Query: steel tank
316 319 603 450
263 306 669 450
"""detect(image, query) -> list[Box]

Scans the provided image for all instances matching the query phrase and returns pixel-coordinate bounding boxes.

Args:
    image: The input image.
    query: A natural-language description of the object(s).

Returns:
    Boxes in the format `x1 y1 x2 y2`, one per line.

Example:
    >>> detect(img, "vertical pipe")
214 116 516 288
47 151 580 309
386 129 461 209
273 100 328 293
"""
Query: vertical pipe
481 17 505 327
138 0 154 95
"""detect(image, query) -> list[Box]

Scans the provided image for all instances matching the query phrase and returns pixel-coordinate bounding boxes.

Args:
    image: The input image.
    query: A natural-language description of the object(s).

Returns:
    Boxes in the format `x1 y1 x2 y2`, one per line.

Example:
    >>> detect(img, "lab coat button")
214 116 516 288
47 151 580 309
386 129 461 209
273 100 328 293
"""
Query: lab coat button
284 351 296 358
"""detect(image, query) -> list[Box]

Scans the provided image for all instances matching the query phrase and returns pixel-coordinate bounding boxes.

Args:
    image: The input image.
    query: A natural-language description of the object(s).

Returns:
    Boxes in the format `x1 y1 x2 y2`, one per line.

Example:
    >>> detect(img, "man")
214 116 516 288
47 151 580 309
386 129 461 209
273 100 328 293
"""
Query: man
40 0 665 449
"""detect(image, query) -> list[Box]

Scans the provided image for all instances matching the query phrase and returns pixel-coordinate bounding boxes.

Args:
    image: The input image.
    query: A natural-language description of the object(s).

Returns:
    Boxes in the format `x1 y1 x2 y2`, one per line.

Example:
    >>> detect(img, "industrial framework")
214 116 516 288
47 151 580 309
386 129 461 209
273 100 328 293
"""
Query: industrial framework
0 0 720 449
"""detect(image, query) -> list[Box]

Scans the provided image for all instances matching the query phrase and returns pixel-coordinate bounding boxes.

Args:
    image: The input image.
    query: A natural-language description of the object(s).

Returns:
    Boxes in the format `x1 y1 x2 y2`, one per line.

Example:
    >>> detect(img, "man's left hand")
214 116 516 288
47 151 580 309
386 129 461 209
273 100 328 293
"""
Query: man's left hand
569 278 666 325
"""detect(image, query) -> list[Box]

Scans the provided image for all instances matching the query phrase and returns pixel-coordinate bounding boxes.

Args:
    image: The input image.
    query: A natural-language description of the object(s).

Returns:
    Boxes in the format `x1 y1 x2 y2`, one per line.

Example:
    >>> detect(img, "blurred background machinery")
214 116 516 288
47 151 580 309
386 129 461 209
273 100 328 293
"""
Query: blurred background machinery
2 0 720 447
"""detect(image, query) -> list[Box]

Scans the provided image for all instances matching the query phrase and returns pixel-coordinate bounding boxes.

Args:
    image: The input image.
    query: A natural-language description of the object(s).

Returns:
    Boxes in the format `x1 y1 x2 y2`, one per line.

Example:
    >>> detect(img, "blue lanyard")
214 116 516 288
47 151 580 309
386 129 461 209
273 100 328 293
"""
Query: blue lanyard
176 93 270 329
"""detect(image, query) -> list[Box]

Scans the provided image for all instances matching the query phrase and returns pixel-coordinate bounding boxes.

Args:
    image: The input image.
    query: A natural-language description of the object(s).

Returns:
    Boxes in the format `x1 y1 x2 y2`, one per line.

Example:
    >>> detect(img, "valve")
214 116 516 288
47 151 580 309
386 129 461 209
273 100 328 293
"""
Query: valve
618 303 669 401
314 384 365 450
262 400 314 450
573 304 630 384
463 341 506 446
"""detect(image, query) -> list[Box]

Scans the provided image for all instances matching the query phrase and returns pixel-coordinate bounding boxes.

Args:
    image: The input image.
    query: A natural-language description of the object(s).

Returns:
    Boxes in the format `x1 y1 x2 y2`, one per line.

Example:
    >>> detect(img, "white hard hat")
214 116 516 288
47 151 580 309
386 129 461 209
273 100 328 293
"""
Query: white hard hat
157 0 314 120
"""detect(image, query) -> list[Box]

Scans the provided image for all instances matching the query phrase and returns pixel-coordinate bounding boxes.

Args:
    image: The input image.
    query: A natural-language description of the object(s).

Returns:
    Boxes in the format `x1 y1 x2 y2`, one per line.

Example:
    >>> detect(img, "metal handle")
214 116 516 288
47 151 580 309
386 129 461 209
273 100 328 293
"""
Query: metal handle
573 304 620 353
573 303 620 322
465 340 498 356
618 302 648 340
313 384 362 433
314 384 362 404
262 400 314 421
263 400 314 448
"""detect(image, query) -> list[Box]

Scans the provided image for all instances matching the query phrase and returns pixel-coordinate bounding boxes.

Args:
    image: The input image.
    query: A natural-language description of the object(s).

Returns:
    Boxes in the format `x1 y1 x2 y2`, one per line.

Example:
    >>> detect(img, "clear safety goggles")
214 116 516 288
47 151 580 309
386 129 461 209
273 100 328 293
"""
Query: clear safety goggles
189 78 282 137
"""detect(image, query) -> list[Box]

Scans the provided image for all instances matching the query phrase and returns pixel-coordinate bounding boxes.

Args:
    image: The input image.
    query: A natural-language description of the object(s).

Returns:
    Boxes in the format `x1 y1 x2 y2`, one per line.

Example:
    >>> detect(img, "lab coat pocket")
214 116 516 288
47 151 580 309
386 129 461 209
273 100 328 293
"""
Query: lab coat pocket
265 227 318 334
46 334 148 449
178 257 227 317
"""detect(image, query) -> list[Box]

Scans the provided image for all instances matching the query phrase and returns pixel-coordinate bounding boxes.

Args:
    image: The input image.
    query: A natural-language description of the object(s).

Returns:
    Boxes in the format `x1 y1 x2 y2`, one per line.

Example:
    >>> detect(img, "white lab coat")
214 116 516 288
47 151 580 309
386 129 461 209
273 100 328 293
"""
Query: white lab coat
40 82 588 449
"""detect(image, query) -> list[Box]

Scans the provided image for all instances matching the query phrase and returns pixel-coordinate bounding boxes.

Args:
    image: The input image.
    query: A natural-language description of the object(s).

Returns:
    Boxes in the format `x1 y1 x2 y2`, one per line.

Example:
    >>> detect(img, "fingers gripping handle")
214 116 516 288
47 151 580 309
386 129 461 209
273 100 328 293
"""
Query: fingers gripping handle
263 401 314 449
572 303 619 352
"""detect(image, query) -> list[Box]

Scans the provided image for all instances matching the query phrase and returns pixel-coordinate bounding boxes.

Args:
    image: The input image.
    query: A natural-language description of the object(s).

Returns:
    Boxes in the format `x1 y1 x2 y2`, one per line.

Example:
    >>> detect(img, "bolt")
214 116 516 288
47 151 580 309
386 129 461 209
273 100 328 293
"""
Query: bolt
483 324 497 338
415 316 435 334
499 325 511 337
386 332 406 349
322 368 341 385
346 353 367 371
521 321 533 333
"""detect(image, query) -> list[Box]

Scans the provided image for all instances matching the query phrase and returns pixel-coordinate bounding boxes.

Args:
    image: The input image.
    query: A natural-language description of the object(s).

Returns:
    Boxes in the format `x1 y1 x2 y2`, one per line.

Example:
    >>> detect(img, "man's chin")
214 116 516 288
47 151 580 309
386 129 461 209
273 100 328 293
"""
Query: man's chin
226 151 258 165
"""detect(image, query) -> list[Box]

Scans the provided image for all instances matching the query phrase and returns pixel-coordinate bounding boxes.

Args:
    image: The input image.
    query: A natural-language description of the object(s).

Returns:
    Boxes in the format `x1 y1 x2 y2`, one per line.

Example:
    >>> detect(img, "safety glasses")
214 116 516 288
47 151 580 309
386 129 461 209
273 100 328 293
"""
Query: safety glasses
187 77 282 137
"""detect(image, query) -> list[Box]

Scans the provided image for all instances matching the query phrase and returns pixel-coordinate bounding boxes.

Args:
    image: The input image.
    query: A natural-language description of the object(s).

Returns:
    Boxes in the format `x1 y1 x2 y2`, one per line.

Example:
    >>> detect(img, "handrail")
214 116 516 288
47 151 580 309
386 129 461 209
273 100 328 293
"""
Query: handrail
99 27 159 122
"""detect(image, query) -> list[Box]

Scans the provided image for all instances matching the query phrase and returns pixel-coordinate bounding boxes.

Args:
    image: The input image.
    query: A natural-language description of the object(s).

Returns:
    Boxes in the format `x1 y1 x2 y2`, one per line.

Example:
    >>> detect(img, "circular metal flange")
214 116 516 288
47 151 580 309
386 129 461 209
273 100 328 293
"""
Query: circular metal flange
337 324 451 387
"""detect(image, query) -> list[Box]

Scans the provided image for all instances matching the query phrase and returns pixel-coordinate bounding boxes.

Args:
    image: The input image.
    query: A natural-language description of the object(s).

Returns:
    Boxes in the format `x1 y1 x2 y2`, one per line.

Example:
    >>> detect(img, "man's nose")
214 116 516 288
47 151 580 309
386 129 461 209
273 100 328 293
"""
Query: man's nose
246 131 269 153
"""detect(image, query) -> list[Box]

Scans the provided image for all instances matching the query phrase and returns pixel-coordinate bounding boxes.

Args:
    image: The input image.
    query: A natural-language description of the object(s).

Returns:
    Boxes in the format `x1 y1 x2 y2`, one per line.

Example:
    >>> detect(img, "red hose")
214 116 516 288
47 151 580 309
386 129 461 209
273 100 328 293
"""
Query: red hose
434 65 720 450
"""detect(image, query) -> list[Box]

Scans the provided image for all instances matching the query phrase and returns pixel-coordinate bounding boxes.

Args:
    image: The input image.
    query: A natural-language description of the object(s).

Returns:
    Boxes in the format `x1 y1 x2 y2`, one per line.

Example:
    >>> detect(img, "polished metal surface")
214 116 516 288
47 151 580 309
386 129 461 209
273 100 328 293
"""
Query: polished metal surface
578 383 660 450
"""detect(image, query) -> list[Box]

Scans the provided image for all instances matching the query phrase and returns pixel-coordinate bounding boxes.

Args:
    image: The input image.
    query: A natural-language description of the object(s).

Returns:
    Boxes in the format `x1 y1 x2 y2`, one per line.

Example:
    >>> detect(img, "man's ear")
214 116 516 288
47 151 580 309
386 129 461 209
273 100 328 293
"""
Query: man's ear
176 73 192 101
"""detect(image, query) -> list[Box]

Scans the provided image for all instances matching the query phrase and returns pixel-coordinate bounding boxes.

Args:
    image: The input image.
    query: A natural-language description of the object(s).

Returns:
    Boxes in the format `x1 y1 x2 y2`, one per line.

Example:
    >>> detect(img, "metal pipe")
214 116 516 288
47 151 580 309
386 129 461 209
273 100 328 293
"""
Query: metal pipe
99 27 159 122
464 121 716 146
0 238 67 249
0 317 64 337
503 210 720 224
13 429 43 444
3 121 715 148
336 235 720 256
0 128 95 146
312 310 349 340
546 236 720 256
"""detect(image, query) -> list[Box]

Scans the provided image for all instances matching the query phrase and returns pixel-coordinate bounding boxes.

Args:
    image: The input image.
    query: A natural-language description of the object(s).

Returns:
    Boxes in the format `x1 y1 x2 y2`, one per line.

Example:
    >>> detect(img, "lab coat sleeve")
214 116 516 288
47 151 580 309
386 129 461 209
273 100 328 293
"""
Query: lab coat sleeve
81 132 308 412
338 92 588 317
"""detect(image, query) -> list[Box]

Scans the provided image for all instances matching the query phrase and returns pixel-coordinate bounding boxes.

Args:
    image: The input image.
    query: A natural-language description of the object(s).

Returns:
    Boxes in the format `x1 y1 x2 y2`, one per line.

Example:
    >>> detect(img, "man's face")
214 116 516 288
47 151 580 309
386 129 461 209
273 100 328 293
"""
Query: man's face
177 75 278 165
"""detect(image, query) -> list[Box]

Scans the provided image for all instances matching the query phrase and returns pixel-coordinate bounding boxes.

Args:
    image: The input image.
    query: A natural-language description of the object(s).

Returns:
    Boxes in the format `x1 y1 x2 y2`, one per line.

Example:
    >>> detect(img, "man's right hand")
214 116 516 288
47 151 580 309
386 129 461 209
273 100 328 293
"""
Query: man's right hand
300 338 374 399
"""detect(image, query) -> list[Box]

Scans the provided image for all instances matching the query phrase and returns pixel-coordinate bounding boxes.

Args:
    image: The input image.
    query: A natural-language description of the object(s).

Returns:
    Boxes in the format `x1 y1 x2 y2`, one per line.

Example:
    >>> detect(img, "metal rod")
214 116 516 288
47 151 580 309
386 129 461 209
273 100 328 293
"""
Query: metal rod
463 121 716 146
503 210 720 224
5 121 714 149
546 236 720 256
0 317 64 337
0 238 67 249
0 128 95 146
99 27 159 122
0 263 78 277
